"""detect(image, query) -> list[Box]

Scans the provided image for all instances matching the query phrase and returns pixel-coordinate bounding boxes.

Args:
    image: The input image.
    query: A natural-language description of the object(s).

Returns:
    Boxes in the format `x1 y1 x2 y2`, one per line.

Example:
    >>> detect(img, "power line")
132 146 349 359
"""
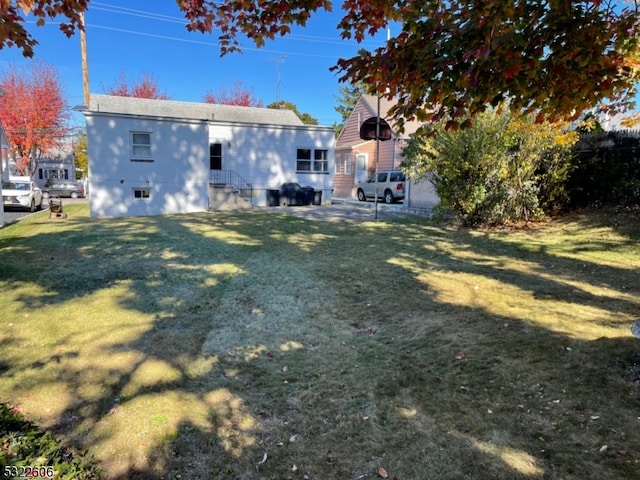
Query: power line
87 2 384 49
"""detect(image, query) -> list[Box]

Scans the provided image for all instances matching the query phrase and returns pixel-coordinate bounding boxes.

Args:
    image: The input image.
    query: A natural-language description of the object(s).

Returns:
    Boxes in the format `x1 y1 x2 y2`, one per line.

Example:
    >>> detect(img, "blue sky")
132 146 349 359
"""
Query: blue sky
1 1 391 129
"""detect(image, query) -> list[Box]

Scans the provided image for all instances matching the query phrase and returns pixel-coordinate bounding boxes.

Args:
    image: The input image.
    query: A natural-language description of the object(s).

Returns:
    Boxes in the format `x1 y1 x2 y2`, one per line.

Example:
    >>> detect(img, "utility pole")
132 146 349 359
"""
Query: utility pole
0 88 6 228
80 12 90 107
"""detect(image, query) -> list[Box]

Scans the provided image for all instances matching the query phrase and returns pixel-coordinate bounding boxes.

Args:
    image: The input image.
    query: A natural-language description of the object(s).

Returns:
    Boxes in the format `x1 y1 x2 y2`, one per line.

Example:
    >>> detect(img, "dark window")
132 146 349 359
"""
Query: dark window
296 148 311 171
210 143 222 170
133 187 150 199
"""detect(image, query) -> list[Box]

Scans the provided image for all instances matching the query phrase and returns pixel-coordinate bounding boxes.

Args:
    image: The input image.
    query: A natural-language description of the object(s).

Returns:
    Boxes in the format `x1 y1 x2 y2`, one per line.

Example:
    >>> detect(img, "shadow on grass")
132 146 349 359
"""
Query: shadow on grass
1 207 639 479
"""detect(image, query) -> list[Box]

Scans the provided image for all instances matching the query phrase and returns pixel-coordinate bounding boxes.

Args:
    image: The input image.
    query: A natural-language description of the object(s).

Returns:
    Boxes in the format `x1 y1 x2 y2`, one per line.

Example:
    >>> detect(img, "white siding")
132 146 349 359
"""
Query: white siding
209 123 335 205
86 114 209 218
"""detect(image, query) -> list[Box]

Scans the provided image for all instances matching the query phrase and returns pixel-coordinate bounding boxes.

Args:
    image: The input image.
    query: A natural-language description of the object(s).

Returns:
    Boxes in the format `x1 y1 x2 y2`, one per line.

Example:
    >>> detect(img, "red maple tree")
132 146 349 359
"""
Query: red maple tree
0 60 69 175
104 72 170 99
202 82 263 107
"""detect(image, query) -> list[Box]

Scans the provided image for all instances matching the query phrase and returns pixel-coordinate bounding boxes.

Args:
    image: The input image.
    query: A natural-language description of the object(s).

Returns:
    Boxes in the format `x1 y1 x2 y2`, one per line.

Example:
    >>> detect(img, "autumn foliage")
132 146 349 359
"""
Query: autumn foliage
0 0 88 57
103 72 170 100
2 0 639 128
202 82 263 107
0 60 69 175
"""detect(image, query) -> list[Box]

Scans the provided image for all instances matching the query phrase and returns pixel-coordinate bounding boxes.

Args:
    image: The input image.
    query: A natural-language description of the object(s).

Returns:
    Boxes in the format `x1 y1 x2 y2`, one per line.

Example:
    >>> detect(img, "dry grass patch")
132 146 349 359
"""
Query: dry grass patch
1 206 639 479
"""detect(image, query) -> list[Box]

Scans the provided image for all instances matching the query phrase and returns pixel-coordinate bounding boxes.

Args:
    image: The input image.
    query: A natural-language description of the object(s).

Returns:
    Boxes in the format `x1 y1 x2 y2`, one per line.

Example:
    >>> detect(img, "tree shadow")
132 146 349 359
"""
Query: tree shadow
1 209 639 479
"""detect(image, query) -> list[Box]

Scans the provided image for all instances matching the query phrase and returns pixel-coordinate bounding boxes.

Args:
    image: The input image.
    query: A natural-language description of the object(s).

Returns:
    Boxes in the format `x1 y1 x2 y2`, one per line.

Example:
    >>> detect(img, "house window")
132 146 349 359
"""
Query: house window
133 187 150 199
42 169 68 180
296 148 312 171
334 154 342 174
210 143 222 170
131 132 152 160
345 156 352 175
297 148 329 173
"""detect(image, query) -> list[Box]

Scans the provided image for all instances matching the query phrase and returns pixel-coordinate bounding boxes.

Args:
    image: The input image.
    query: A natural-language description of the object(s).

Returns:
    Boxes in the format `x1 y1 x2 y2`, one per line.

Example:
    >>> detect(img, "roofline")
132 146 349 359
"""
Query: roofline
84 110 335 133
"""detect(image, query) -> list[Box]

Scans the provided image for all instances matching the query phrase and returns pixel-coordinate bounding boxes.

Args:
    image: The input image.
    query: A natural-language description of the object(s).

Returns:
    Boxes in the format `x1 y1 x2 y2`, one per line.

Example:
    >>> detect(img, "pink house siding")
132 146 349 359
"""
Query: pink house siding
334 95 421 198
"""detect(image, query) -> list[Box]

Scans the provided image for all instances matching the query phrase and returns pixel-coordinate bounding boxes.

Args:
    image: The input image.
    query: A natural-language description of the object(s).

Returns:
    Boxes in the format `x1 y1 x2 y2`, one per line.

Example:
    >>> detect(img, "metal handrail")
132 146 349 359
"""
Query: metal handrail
210 170 253 203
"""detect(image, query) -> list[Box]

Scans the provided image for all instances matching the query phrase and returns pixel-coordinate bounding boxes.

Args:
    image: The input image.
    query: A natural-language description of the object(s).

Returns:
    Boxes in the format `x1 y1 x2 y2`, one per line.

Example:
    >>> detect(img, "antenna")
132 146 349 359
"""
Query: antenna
270 55 286 104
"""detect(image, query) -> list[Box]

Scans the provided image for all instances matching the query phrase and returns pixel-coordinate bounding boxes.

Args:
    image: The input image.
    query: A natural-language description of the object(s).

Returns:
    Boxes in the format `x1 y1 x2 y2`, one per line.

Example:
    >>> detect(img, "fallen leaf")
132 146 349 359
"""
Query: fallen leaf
378 466 389 478
599 445 608 453
257 452 267 465
282 366 289 373
326 452 337 463
289 434 298 443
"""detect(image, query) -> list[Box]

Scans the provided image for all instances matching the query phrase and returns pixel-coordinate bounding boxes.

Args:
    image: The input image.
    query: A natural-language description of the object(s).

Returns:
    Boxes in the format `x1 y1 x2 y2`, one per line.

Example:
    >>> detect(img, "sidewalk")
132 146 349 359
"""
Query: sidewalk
332 196 434 217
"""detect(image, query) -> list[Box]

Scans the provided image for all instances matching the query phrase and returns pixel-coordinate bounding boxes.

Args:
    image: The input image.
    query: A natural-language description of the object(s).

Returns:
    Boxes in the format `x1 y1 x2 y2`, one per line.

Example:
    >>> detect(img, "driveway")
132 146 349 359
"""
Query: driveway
2 196 89 227
261 198 432 222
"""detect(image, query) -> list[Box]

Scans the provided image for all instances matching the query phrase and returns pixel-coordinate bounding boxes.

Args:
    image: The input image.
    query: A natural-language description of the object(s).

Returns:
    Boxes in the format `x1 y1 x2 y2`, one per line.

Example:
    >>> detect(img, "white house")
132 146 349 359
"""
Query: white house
82 94 335 218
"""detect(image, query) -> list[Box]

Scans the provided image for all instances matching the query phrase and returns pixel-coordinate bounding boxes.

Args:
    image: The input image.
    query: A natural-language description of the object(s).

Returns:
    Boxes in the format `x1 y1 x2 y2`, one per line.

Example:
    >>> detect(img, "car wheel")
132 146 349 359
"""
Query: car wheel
357 189 366 202
71 192 79 199
384 190 394 204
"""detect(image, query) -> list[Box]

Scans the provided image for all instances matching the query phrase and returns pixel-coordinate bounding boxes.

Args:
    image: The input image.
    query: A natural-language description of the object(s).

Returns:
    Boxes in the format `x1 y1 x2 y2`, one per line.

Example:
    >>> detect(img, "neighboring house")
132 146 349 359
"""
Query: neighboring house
34 130 86 190
334 94 438 212
35 156 76 189
82 94 335 218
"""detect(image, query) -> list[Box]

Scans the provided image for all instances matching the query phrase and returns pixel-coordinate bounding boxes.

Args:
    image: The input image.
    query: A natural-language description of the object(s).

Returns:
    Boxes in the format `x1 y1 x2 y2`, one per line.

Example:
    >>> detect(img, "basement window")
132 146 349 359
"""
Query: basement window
133 187 150 199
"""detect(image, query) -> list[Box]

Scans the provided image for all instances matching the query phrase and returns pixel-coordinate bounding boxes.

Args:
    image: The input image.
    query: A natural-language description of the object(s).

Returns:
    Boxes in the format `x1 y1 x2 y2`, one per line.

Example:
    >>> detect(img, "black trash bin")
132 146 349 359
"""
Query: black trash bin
266 189 280 207
302 186 314 205
313 190 323 205
280 183 306 206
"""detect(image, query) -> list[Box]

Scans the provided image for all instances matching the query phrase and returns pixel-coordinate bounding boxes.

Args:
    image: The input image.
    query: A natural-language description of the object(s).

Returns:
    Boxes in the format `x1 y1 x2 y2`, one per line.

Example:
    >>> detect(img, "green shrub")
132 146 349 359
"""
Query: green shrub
0 403 101 479
403 108 577 226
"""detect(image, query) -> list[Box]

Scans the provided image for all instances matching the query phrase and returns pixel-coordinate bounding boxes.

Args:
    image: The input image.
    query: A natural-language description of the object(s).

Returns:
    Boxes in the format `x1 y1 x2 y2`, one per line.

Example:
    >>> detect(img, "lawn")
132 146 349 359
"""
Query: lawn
1 204 639 480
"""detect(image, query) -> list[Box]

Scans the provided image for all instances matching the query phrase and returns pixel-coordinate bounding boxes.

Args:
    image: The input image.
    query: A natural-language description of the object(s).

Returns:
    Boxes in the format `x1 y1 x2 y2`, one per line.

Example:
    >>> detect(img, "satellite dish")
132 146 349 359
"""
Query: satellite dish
359 117 392 141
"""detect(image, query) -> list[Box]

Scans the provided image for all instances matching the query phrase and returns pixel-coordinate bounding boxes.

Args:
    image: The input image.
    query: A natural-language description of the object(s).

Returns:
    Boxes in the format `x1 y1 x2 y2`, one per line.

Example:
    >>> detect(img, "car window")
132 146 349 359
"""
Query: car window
367 174 376 183
378 173 388 182
390 172 405 181
2 182 30 190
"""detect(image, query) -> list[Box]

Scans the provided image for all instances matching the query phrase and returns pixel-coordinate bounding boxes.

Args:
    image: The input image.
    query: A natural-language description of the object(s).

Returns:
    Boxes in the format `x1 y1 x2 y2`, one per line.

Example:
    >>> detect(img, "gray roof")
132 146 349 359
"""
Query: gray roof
88 94 305 127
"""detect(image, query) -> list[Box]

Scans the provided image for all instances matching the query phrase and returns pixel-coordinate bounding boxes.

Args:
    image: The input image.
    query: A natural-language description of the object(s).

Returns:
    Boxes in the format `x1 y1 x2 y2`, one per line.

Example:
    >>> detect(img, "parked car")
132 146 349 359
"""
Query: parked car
2 177 44 212
356 170 406 204
43 181 85 199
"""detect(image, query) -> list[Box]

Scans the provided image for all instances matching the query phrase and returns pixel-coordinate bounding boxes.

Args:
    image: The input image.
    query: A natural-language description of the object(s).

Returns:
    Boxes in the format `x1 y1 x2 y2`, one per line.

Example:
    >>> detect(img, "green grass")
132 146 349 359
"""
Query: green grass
1 204 639 479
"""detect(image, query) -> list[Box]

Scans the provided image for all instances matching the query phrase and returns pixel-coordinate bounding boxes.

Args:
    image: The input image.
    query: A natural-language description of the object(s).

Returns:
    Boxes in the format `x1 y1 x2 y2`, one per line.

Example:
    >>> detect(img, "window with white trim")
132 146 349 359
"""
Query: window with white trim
297 148 329 173
131 132 152 161
296 148 311 171
345 155 352 175
334 153 342 174
133 187 150 199
314 149 328 172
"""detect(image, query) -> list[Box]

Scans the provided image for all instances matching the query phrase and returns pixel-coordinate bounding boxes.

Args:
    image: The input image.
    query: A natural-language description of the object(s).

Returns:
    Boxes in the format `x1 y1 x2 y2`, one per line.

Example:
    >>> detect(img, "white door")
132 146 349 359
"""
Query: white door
354 153 368 186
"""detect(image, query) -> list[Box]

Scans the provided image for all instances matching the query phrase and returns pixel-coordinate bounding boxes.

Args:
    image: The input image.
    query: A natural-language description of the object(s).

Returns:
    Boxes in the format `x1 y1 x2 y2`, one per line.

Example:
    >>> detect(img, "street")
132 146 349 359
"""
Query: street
2 197 88 226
